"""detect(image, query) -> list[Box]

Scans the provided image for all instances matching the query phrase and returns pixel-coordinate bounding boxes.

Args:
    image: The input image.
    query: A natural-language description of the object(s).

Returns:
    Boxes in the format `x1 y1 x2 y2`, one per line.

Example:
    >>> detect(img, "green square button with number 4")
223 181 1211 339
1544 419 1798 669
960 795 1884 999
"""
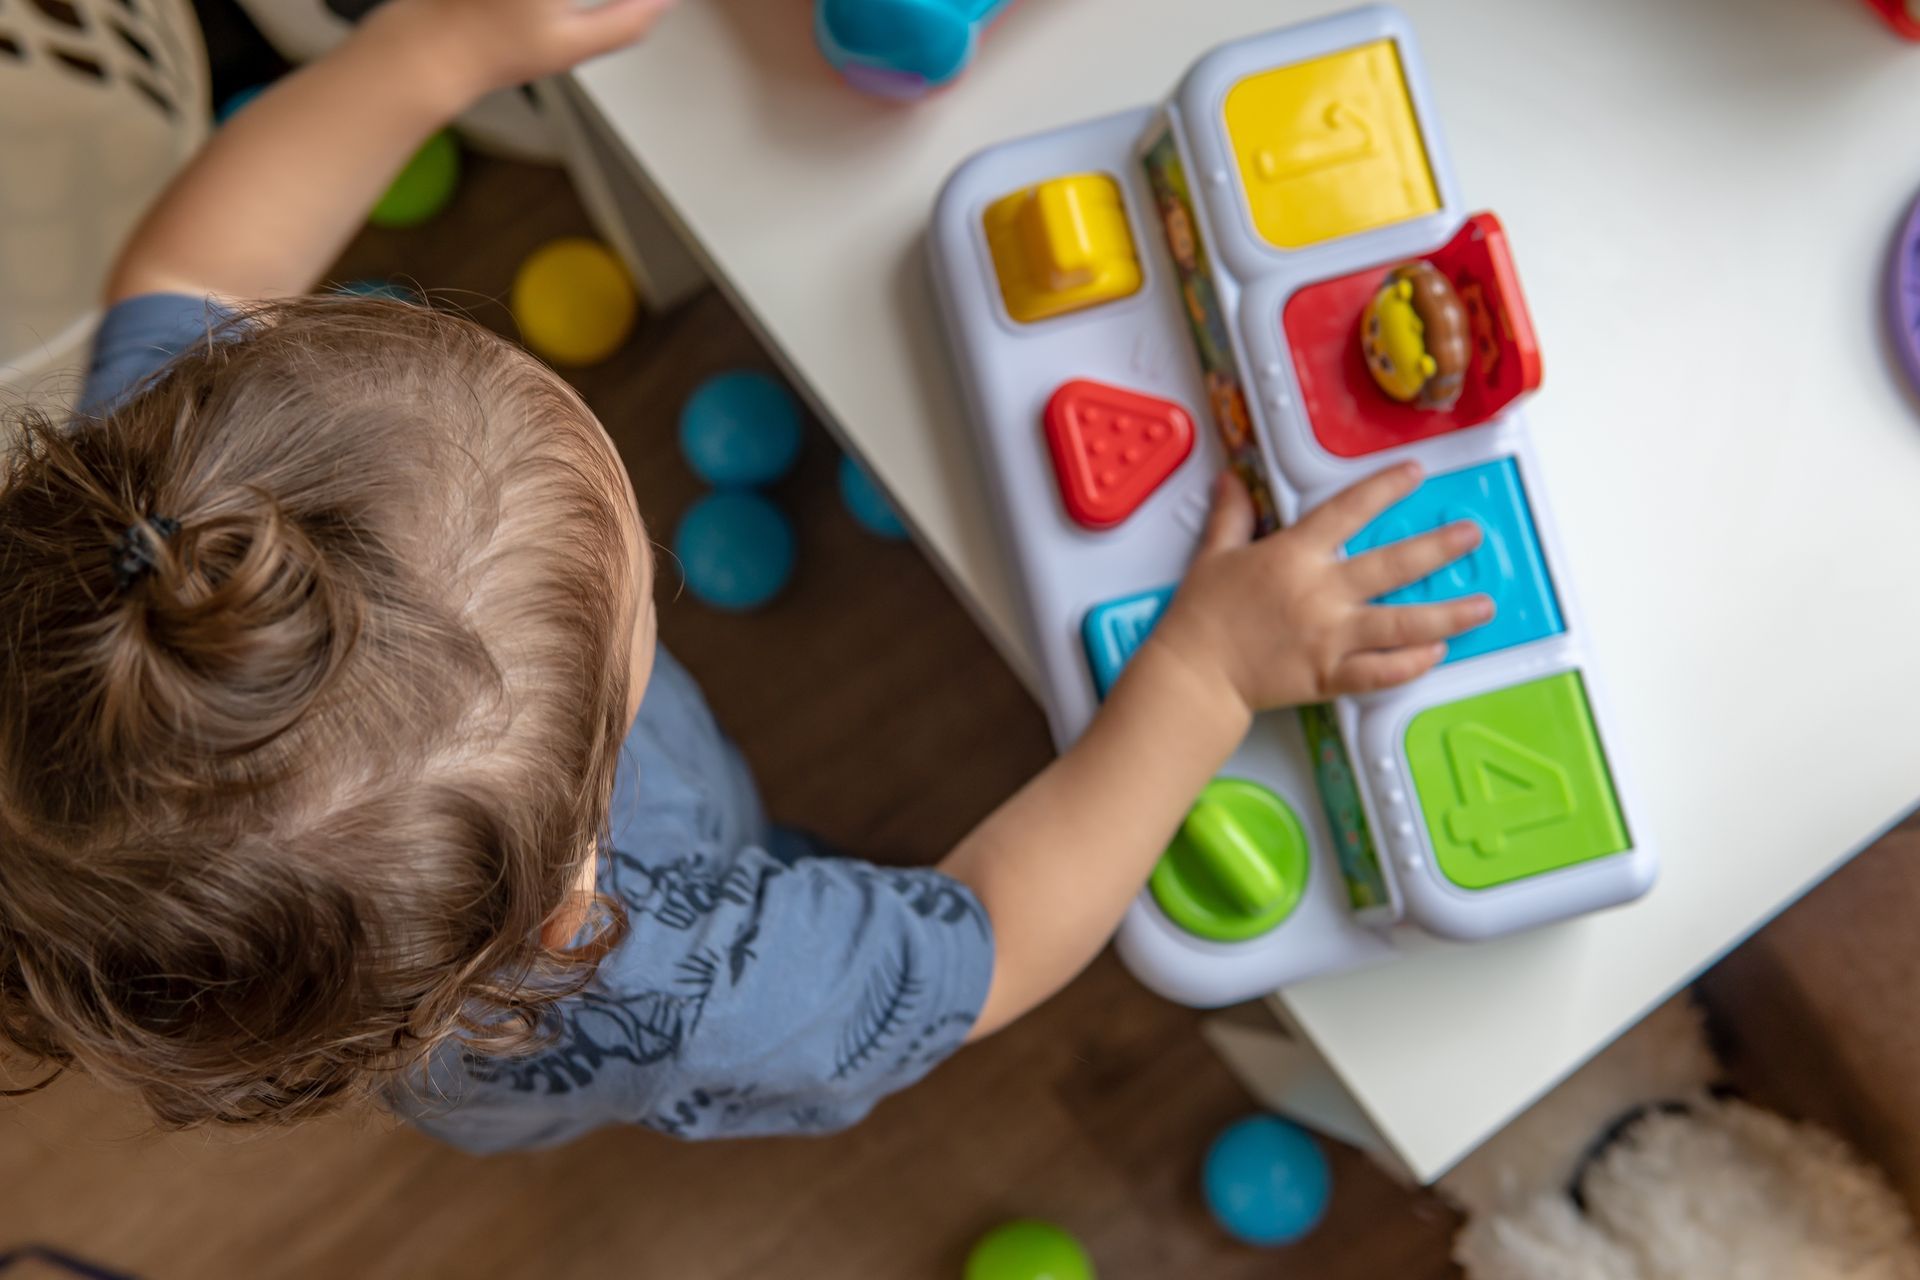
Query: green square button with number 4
1405 673 1630 890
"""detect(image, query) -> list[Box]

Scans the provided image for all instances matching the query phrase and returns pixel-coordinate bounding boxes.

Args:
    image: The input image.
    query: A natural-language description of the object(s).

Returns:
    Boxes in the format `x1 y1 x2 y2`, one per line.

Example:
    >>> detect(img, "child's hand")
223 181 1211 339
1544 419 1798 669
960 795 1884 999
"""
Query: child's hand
1147 463 1492 716
105 0 673 304
382 0 676 102
949 462 1493 1039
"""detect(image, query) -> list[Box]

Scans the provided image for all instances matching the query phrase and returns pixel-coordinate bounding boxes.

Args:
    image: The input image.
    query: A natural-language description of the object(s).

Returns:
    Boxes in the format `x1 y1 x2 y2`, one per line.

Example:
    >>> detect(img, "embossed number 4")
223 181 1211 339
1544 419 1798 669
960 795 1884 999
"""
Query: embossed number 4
1442 724 1573 856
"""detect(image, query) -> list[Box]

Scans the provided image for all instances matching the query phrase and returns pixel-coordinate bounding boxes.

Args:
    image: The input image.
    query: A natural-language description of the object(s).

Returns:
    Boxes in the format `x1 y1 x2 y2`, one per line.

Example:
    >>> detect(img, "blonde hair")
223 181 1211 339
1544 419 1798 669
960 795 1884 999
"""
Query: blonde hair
0 298 634 1126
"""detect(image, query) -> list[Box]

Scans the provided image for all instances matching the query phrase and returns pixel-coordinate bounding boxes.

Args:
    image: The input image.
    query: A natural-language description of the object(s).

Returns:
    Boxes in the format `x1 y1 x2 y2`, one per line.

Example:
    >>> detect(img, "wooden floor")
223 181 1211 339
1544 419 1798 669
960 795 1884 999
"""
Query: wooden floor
0 157 1465 1278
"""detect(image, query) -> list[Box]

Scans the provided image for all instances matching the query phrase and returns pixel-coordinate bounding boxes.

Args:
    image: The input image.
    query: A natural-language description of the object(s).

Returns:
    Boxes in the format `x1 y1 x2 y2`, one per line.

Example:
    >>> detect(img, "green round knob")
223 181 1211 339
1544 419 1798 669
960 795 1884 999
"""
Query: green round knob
1151 778 1310 942
964 1220 1095 1280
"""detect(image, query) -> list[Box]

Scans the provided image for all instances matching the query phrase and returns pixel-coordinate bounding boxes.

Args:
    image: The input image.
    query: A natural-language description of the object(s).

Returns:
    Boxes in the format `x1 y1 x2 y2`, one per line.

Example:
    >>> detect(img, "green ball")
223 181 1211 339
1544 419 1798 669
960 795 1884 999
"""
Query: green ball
964 1221 1094 1280
369 131 460 229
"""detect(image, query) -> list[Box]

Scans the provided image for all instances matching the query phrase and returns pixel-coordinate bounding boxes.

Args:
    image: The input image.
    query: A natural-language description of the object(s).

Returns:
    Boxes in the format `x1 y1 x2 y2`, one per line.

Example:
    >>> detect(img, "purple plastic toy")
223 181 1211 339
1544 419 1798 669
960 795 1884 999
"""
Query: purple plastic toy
1893 193 1920 399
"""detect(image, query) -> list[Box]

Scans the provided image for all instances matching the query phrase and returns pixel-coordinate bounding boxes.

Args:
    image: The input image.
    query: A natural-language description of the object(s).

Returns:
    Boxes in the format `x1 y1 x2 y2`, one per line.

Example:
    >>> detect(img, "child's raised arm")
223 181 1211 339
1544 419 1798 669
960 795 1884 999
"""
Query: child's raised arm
107 0 673 303
944 462 1491 1039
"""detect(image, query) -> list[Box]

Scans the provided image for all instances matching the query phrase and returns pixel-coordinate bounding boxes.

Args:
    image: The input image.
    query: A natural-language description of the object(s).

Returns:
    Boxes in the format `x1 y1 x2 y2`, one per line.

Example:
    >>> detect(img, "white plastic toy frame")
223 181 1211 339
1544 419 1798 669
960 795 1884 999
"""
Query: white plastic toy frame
929 5 1656 1007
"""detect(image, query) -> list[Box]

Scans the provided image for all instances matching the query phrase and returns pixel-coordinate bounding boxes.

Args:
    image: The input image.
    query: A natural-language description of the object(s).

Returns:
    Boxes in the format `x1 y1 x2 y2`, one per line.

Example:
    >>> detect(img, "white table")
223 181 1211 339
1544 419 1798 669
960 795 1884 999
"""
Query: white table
567 0 1920 1181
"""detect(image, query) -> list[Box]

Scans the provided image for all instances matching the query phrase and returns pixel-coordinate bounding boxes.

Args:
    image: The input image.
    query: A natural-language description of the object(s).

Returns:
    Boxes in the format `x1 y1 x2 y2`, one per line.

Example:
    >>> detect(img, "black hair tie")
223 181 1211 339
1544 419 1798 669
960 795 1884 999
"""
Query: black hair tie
113 516 179 592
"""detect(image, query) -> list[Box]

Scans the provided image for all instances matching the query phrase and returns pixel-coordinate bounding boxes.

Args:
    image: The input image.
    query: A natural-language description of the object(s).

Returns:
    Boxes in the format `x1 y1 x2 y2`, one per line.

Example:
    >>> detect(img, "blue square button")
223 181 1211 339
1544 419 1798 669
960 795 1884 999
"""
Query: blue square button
1082 585 1175 698
1345 458 1563 663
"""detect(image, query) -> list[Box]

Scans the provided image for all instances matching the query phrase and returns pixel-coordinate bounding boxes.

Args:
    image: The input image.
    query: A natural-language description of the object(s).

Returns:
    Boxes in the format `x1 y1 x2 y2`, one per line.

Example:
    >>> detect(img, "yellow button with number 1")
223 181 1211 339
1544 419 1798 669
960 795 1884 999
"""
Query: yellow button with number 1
1224 39 1440 249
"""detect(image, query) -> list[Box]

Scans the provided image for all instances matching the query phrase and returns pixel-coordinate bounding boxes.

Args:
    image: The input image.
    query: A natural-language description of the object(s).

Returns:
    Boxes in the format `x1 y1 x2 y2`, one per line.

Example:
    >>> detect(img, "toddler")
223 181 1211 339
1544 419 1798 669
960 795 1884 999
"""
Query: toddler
0 0 1490 1148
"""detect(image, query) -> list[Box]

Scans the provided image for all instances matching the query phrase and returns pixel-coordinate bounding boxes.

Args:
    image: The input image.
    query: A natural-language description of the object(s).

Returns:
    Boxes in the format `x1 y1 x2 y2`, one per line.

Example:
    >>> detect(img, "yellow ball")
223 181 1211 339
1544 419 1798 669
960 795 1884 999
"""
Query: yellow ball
510 238 639 367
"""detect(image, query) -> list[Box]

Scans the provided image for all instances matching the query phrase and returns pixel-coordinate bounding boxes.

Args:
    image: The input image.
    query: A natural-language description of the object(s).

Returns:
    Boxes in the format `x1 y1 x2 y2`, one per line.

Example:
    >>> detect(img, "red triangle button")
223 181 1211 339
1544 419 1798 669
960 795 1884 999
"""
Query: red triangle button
1043 380 1196 530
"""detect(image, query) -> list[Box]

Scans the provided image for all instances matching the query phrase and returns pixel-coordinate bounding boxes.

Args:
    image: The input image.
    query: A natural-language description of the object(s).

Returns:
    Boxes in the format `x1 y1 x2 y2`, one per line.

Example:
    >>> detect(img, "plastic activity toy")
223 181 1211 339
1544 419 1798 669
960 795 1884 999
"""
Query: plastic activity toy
1152 779 1312 943
1043 380 1194 530
1361 261 1467 408
673 490 797 611
369 130 460 229
1864 0 1920 39
837 454 910 539
929 6 1656 1006
510 238 638 368
814 0 1013 99
1893 193 1920 399
963 1220 1095 1280
1202 1116 1331 1247
985 177 1143 323
679 371 804 488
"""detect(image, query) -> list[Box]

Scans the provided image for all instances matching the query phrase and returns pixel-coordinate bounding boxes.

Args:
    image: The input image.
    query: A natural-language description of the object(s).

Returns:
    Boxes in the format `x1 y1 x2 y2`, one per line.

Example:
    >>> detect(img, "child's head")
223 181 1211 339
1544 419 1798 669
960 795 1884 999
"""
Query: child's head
0 299 653 1126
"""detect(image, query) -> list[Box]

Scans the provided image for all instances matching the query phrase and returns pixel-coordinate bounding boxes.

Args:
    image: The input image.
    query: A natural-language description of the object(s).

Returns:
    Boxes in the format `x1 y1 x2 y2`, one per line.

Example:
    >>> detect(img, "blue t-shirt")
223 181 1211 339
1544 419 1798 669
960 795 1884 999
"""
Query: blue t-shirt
80 295 996 1149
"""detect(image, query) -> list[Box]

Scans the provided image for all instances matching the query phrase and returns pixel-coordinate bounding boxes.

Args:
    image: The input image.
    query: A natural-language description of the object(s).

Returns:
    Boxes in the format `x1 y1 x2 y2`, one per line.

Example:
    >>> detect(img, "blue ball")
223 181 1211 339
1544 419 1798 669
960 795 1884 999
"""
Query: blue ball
1202 1116 1331 1247
217 84 266 123
837 455 908 541
673 491 796 612
679 371 804 488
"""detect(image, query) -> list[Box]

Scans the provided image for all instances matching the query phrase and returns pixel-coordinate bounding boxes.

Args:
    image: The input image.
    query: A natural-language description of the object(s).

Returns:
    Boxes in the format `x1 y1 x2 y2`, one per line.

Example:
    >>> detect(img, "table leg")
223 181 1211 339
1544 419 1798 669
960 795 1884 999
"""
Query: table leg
1202 999 1414 1182
541 77 710 311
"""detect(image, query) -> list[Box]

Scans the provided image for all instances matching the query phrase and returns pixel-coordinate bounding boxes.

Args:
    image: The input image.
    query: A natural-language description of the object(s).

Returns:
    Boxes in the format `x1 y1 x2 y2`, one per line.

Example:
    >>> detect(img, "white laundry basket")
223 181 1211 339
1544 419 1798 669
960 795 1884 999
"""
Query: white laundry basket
0 0 209 403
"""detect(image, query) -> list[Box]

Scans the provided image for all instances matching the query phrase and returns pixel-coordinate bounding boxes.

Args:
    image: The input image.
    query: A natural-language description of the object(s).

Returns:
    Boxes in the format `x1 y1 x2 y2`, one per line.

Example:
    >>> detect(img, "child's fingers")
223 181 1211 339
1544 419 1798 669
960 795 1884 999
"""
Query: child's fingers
1297 461 1423 547
1344 520 1481 597
1328 643 1447 695
569 0 676 56
1197 469 1257 556
1351 595 1494 652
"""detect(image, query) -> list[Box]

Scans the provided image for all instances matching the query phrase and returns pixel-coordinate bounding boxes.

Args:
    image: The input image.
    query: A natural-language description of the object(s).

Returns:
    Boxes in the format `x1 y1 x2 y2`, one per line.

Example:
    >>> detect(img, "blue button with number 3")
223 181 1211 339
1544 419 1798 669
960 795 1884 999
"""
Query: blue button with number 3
1345 457 1562 663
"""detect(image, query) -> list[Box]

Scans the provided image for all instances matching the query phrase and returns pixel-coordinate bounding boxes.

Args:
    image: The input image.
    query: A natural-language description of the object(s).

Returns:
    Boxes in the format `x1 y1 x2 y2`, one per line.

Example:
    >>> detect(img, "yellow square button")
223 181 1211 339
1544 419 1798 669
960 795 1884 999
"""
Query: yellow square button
1225 39 1440 250
984 173 1143 324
